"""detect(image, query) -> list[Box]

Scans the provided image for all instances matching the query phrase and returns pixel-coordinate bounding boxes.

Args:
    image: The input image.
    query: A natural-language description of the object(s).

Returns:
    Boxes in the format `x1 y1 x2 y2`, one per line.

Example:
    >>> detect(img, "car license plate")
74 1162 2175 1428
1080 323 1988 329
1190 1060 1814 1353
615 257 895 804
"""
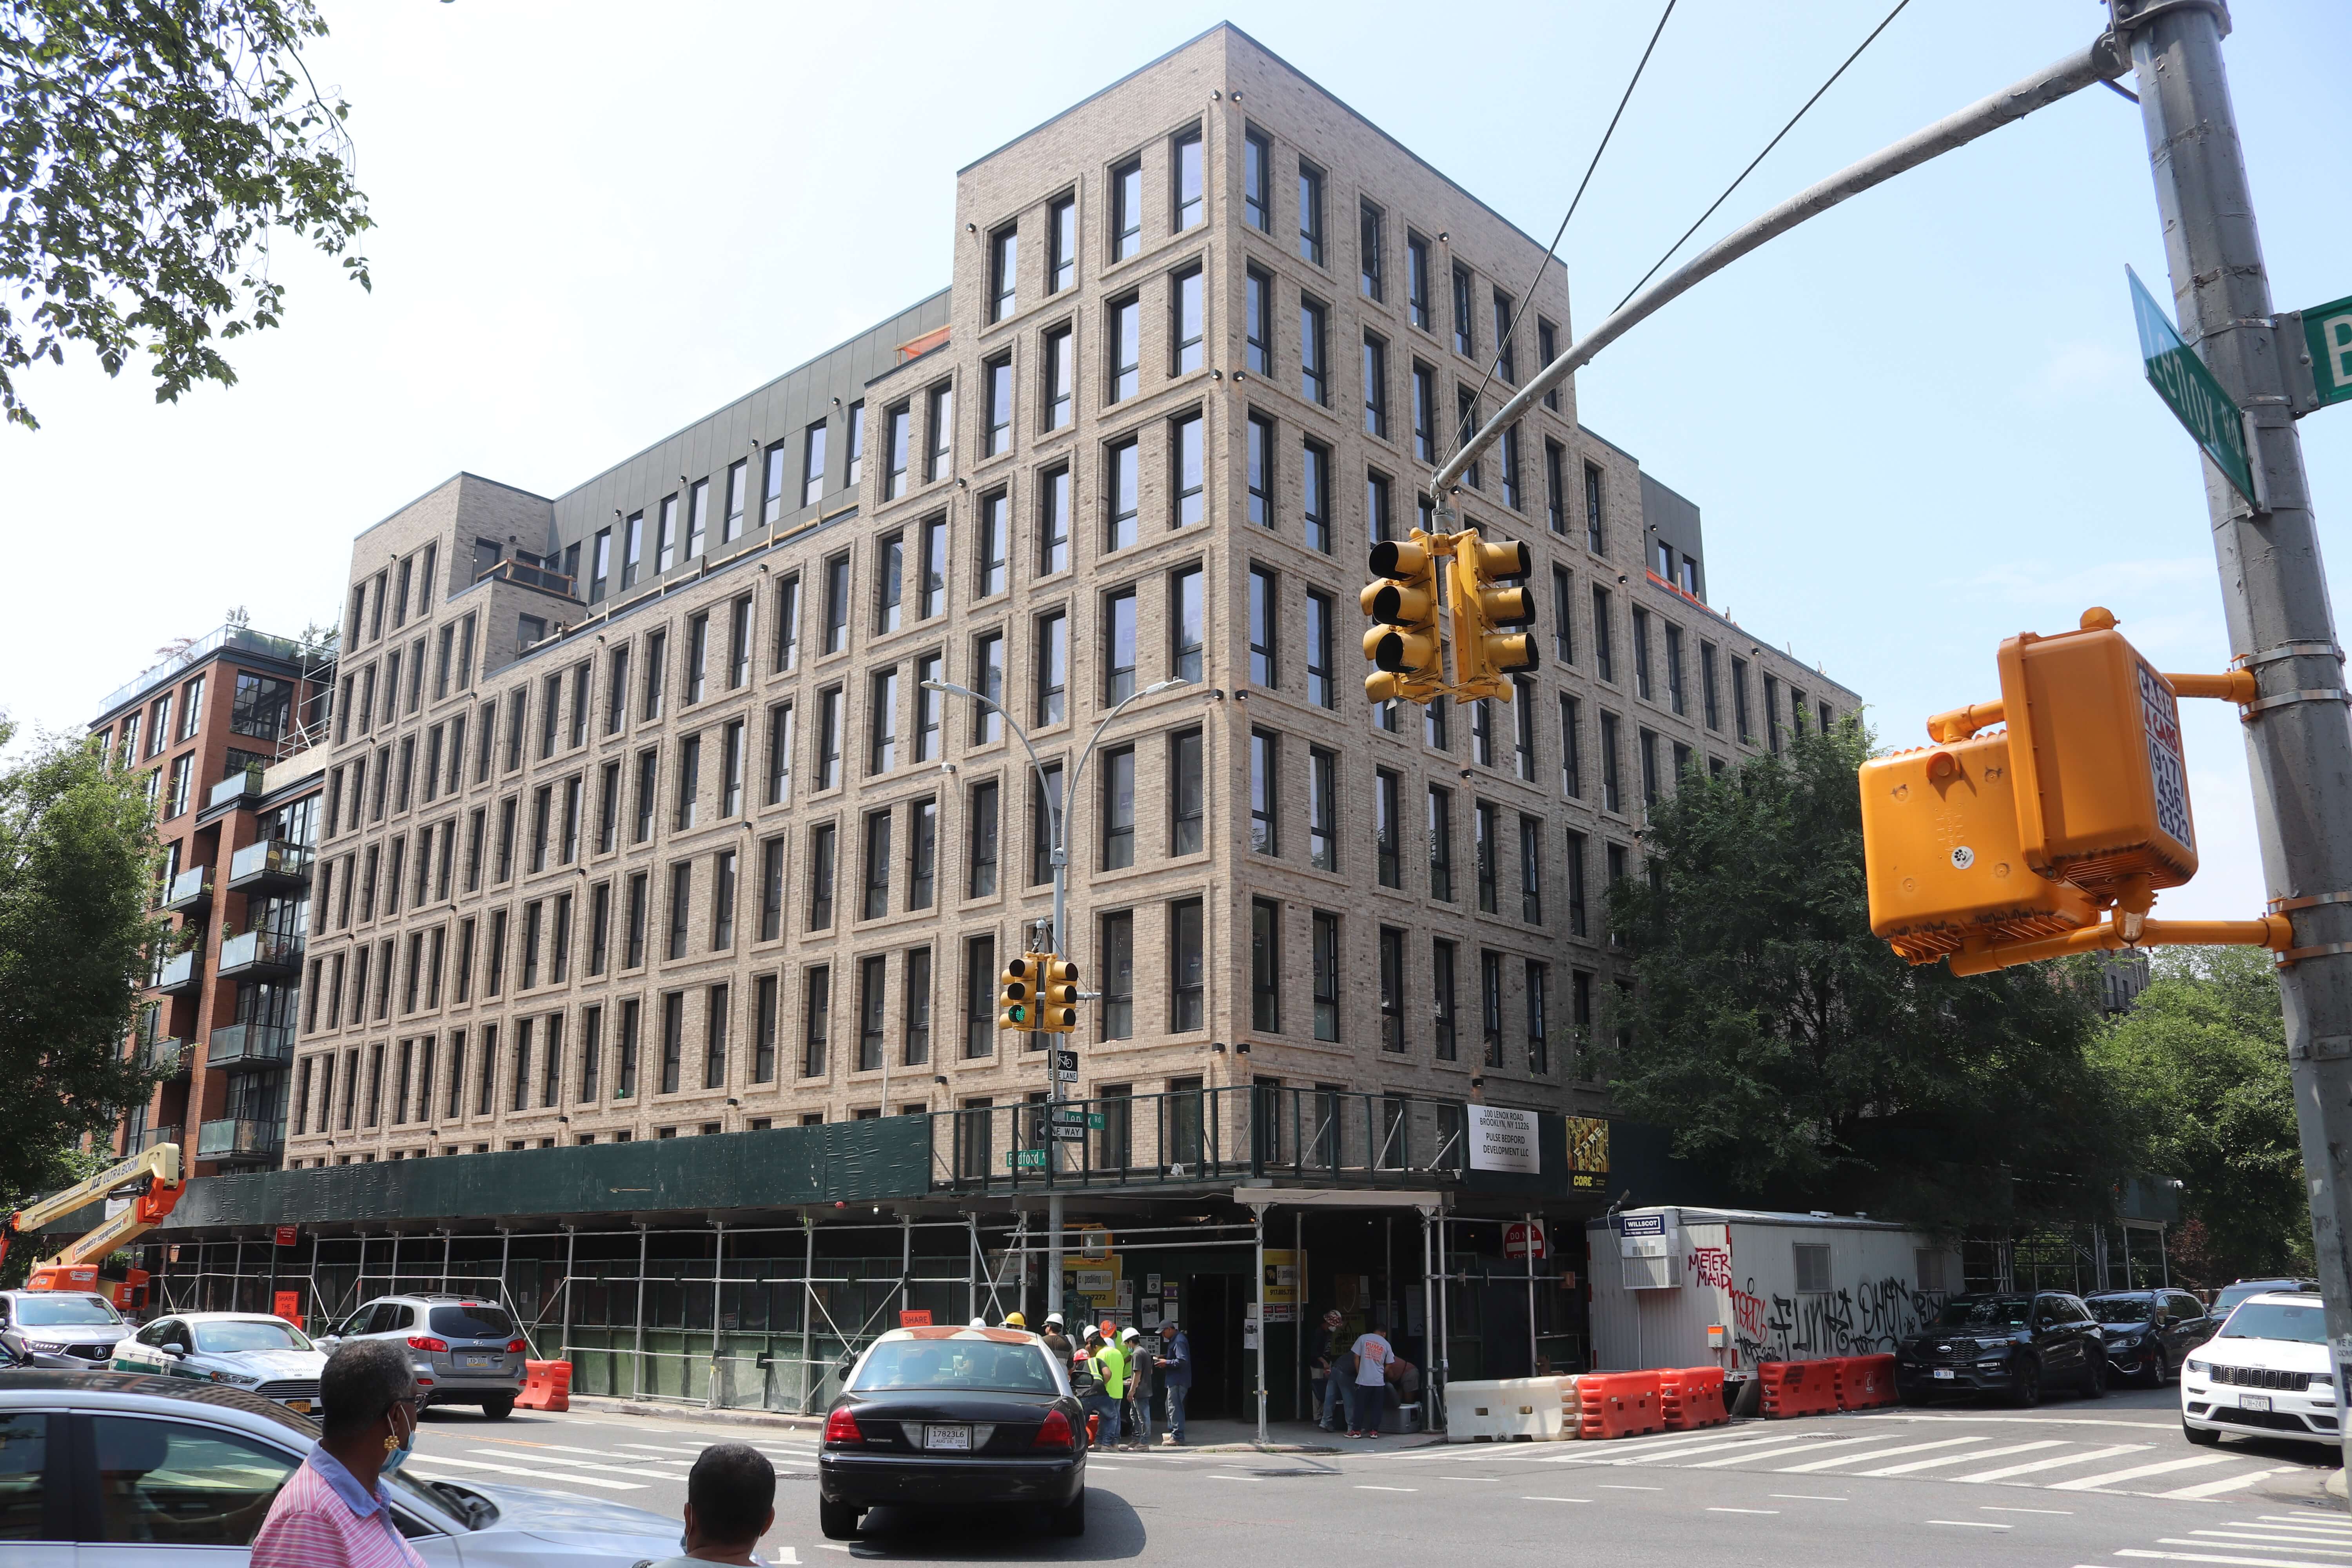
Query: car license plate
924 1425 971 1451
462 1354 492 1369
2242 1394 2272 1412
1933 1369 1955 1380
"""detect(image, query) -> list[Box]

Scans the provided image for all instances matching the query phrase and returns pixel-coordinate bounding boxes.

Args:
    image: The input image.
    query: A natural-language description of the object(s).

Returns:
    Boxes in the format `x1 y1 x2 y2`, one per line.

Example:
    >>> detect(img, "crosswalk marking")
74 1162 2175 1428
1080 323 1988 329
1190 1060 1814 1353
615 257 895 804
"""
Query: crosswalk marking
2047 1454 2238 1492
399 1453 649 1490
1683 1437 1889 1469
2116 1552 2352 1568
2199 1530 2352 1547
1951 1442 2151 1483
1859 1440 2066 1477
1777 1436 1991 1473
1602 1433 1792 1463
2173 1538 2352 1559
463 1446 671 1479
2258 1520 2352 1534
2158 1471 2290 1500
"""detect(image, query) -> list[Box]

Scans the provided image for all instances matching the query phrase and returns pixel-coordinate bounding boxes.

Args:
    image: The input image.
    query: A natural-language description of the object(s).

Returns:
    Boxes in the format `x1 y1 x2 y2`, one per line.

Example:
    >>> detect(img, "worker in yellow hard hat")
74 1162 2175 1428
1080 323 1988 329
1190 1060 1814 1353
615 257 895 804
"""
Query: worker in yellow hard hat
1004 1310 1027 1330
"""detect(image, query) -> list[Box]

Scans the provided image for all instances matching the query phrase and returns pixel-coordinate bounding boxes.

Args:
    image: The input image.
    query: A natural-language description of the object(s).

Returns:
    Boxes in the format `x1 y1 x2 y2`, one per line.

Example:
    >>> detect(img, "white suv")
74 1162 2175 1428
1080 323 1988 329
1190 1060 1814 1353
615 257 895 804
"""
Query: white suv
2181 1290 2338 1447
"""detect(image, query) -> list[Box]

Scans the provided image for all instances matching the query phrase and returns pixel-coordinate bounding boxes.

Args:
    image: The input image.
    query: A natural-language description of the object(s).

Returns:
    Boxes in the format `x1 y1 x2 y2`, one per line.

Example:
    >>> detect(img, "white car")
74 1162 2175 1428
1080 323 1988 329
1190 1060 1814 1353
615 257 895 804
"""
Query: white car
110 1310 328 1415
2181 1290 2339 1447
0 1370 680 1567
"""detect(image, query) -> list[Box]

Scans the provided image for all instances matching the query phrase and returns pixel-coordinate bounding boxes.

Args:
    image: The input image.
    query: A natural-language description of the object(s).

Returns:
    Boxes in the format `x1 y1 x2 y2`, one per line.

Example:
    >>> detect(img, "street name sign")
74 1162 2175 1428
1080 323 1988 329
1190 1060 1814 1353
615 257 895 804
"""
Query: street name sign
2129 265 2257 505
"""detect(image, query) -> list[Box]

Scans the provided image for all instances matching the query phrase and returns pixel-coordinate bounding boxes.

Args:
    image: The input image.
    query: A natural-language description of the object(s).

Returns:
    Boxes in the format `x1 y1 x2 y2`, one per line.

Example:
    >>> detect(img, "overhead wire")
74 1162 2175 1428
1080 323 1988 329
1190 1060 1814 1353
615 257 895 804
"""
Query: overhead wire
1456 0 1678 455
1610 0 1915 314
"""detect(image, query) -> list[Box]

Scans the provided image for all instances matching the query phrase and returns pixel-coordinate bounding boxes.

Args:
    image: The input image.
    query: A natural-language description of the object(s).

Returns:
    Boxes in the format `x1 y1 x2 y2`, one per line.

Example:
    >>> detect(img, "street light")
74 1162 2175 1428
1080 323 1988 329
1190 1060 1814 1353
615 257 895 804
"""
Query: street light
920 674 1190 1317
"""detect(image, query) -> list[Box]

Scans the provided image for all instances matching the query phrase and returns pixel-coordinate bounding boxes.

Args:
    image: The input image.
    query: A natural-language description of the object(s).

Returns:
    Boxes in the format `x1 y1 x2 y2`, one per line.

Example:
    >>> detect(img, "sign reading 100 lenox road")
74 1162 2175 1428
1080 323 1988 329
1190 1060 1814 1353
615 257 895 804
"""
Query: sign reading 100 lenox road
2129 265 2258 506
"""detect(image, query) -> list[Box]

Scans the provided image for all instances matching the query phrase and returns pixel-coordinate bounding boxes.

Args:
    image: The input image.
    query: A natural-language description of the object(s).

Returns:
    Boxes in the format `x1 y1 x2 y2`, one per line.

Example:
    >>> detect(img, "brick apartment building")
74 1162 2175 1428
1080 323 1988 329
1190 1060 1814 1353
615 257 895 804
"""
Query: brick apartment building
87 624 336 1176
279 24 1857 1169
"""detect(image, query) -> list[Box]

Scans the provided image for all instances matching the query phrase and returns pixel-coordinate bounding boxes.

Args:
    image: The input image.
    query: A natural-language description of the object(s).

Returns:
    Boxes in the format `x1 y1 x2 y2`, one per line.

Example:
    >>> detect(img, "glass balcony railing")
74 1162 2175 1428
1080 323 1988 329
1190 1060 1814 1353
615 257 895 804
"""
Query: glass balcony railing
474 558 578 599
151 950 198 992
218 929 301 979
137 1123 181 1154
160 868 210 912
227 838 310 889
208 768 264 810
207 1021 294 1070
196 1118 282 1161
140 1035 188 1080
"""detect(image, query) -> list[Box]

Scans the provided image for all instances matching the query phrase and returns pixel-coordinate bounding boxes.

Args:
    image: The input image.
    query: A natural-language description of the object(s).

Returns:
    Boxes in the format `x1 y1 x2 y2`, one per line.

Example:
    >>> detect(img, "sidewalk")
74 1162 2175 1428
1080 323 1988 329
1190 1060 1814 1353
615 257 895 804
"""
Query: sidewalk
560 1394 1373 1453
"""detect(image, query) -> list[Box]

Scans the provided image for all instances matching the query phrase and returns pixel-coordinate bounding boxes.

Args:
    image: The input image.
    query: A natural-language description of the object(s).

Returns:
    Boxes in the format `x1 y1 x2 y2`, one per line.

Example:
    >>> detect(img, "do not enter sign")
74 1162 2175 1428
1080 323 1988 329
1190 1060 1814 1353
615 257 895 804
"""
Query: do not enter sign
1503 1221 1549 1261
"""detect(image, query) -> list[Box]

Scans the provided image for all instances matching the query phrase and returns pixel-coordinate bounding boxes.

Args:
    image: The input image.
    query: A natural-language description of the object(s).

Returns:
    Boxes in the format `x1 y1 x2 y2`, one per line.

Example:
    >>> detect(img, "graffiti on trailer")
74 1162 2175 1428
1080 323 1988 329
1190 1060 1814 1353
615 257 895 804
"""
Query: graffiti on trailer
1722 1274 1948 1367
1688 1245 1733 1290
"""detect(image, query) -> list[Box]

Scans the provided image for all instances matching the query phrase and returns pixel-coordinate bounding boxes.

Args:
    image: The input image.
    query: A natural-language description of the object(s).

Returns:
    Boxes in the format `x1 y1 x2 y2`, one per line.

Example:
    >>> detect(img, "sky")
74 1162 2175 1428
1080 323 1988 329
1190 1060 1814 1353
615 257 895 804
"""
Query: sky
6 0 2350 924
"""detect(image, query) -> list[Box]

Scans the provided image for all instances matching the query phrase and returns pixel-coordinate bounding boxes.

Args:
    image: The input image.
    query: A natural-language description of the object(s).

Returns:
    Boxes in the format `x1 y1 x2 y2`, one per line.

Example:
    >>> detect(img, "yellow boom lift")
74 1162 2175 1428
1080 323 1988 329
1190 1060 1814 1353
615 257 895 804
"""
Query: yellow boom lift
1 1143 186 1309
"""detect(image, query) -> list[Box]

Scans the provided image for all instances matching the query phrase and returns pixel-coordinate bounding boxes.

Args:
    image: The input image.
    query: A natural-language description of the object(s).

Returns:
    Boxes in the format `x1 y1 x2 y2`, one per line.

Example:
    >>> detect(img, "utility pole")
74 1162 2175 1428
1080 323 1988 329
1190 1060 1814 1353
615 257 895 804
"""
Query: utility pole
2120 0 2352 1485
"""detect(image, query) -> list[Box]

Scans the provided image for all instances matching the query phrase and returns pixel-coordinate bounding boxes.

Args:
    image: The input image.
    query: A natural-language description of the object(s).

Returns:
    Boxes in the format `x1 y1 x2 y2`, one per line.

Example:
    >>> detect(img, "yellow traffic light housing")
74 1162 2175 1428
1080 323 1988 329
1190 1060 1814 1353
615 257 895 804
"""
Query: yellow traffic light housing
1361 537 1445 703
1449 530 1538 693
1034 956 1080 1033
996 955 1035 1031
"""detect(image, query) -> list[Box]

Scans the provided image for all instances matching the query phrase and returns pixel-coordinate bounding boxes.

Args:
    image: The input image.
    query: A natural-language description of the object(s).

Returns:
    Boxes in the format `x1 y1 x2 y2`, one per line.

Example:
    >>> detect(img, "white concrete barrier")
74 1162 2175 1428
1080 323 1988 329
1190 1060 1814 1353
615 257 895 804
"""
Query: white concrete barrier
1443 1374 1580 1441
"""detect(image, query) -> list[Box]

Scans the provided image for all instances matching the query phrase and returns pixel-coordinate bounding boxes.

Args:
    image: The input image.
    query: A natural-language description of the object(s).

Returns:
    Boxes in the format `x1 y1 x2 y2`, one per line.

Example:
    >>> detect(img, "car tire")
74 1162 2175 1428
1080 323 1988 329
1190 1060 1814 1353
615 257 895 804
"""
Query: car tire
2010 1359 2042 1408
820 1499 862 1541
2081 1352 2106 1399
2183 1417 2222 1448
481 1396 514 1421
1049 1487 1086 1538
2150 1350 2172 1389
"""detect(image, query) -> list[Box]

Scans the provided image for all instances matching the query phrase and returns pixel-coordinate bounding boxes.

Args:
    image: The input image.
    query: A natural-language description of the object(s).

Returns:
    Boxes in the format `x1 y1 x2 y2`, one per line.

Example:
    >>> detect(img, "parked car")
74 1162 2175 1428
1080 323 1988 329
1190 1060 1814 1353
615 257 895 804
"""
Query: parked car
2083 1289 2217 1386
0 1370 679 1565
819 1324 1088 1539
2212 1278 2322 1316
318 1293 528 1417
2183 1290 2337 1447
0 1289 134 1368
108 1310 328 1414
1893 1290 2107 1406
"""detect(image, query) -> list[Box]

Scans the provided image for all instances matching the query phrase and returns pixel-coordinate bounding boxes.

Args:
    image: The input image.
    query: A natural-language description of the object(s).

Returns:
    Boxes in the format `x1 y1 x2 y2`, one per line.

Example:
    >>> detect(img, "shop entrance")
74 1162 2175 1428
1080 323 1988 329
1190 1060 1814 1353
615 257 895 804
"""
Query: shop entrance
1183 1272 1243 1419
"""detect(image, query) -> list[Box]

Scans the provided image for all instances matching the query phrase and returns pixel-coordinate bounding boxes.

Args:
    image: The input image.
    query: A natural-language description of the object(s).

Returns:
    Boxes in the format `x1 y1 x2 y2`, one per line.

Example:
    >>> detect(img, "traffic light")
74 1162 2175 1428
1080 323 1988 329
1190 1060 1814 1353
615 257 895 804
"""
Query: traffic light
1034 956 1080 1033
1448 530 1538 692
1360 536 1444 703
996 955 1035 1031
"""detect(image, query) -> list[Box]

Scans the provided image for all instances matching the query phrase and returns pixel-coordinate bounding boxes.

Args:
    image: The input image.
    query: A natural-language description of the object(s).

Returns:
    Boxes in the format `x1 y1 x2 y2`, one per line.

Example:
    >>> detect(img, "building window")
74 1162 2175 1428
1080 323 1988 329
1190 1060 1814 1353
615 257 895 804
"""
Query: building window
1492 290 1517 381
984 354 1013 456
1248 897 1283 1031
964 935 996 1058
884 402 911 499
1039 465 1071 574
1481 949 1505 1067
989 223 1018 322
1473 799 1499 913
1764 674 1781 753
1036 611 1067 726
976 491 1009 597
1600 711 1623 813
1428 785 1454 901
1375 768 1401 888
1631 608 1652 701
967 779 1000 897
1432 938 1457 1060
1377 927 1405 1052
765 702 794 806
925 382 953 483
808 822 836 932
869 667 898 775
1362 334 1387 437
973 632 1004 744
1042 324 1073 431
1104 588 1138 704
667 862 692 961
1171 897 1205 1031
1310 909 1342 1042
1170 728 1203 855
1367 469 1394 544
1514 677 1538 781
1584 461 1605 553
1030 763 1063 887
1732 656 1752 741
1245 267 1272 376
1100 911 1134 1038
846 400 865 485
1111 157 1143 258
1249 566 1277 686
909 795 937 909
1171 412 1204 527
1451 263 1475 358
1109 294 1141 401
1245 412 1274 526
1519 813 1544 924
803 965 830 1078
1526 960 1549 1073
903 946 932 1065
1308 746 1338 871
913 655 942 763
1665 624 1687 715
1538 317 1561 405
858 955 887 1071
1564 829 1590 937
1296 159 1325 264
1561 693 1583 798
822 554 850 655
759 837 784 942
1305 589 1335 710
1301 440 1330 553
816 686 842 791
1702 642 1722 730
1243 128 1271 231
1299 296 1328 405
1500 424 1522 510
1106 437 1140 551
713 849 737 949
753 975 778 1083
1410 362 1435 463
1249 729 1278 855
1172 264 1204 374
1591 585 1615 682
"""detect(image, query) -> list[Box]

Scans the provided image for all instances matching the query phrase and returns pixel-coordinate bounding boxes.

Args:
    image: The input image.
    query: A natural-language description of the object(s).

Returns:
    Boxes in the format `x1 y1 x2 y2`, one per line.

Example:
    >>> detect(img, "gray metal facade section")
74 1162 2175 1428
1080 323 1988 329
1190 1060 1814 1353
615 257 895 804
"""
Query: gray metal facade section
1637 472 1708 598
542 291 952 562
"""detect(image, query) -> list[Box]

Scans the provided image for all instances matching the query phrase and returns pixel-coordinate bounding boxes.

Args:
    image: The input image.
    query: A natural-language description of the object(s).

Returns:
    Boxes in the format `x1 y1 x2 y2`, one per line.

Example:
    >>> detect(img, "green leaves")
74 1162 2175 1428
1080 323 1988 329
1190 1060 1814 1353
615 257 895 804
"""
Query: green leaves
0 719 169 1215
0 0 371 429
1603 721 2129 1230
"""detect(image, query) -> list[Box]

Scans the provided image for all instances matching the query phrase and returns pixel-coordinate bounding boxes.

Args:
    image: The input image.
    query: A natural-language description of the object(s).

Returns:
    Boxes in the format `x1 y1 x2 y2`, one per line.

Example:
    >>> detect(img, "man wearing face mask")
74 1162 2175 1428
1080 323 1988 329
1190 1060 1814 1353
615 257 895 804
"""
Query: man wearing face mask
251 1339 428 1568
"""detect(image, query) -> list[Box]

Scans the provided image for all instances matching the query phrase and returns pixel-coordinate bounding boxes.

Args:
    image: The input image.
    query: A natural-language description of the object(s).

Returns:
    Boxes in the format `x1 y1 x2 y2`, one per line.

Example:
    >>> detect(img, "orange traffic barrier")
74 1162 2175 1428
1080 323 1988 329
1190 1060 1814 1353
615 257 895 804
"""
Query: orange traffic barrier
1758 1360 1839 1419
1577 1371 1664 1440
515 1359 572 1412
1658 1366 1729 1430
1086 1411 1101 1445
1839 1354 1898 1410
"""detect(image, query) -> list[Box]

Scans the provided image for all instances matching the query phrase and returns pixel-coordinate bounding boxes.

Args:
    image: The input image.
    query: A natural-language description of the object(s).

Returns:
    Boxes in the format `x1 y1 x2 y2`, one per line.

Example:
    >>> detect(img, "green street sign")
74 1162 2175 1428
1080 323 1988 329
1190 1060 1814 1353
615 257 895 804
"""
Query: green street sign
2129 265 2257 506
1006 1149 1048 1170
2293 294 2352 410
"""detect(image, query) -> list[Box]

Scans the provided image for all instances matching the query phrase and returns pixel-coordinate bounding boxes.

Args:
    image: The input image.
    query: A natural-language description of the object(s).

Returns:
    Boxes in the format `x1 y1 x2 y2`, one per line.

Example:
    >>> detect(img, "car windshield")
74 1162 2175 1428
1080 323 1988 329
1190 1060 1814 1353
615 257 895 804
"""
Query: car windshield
851 1339 1060 1395
1933 1297 2031 1330
14 1296 123 1327
428 1305 516 1339
194 1319 314 1354
2216 1281 2299 1312
2087 1297 2154 1323
2221 1301 2328 1343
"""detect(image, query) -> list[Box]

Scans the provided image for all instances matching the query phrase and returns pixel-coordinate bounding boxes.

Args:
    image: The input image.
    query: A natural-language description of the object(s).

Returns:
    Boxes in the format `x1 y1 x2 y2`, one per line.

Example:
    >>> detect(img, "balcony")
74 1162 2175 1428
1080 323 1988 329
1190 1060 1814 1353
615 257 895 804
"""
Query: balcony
474 557 579 600
196 1118 282 1163
207 1021 294 1071
140 1035 189 1081
208 768 264 811
218 929 301 981
160 868 211 914
227 838 310 893
151 949 200 995
136 1124 181 1154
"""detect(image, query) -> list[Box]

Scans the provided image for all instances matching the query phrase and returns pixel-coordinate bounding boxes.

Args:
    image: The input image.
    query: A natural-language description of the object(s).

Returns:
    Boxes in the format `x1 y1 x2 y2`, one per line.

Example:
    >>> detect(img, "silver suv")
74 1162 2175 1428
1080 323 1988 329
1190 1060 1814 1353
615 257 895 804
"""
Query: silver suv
319 1293 528 1417
0 1289 134 1367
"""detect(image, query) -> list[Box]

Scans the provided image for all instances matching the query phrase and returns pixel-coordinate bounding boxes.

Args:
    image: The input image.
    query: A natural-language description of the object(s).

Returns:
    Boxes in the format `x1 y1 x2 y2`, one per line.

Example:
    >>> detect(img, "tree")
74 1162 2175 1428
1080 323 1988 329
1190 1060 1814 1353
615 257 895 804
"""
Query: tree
0 719 165 1214
1604 721 2133 1232
0 0 370 430
2092 946 2309 1284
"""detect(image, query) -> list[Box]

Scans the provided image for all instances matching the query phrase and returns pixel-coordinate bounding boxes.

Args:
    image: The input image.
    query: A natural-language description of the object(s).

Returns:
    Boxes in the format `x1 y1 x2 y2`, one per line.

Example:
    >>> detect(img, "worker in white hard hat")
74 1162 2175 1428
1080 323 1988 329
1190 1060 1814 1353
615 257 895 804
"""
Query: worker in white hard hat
1119 1326 1157 1449
1040 1312 1071 1361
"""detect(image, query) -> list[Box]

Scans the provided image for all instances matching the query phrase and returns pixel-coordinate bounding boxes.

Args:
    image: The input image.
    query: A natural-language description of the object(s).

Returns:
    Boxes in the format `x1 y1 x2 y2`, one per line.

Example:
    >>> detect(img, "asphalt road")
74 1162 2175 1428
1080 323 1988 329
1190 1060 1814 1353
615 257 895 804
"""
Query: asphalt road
405 1381 2346 1565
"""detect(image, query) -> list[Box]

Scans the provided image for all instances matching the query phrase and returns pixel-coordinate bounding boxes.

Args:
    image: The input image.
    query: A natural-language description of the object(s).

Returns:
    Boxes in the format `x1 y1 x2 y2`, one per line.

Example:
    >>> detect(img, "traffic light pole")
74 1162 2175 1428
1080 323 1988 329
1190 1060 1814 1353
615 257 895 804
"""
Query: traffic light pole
923 676 1189 1324
2121 0 2352 1489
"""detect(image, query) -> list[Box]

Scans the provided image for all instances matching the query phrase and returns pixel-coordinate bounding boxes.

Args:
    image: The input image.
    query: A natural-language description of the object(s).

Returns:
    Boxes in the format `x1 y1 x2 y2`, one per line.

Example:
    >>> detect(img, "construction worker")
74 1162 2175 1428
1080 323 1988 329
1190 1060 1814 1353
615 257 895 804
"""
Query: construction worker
1040 1311 1072 1362
1082 1323 1125 1447
1003 1310 1027 1332
1120 1327 1155 1450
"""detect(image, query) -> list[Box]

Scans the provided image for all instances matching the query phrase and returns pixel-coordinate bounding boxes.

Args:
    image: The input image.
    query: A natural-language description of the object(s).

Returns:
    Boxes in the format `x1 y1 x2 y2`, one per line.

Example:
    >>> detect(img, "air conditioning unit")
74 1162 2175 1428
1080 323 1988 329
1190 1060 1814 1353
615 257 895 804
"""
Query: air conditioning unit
1622 1253 1683 1290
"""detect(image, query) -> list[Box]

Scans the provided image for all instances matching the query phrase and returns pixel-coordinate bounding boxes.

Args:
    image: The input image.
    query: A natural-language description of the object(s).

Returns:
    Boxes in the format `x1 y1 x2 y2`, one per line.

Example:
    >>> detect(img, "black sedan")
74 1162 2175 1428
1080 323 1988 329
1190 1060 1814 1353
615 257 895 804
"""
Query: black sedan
818 1325 1087 1539
1895 1291 2107 1406
2085 1288 2216 1385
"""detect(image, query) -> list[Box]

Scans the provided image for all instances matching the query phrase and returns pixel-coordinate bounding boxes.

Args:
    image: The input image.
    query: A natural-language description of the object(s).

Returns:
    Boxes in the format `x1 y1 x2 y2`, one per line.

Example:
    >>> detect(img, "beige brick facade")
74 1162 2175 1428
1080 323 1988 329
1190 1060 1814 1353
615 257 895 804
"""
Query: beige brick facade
285 26 1856 1167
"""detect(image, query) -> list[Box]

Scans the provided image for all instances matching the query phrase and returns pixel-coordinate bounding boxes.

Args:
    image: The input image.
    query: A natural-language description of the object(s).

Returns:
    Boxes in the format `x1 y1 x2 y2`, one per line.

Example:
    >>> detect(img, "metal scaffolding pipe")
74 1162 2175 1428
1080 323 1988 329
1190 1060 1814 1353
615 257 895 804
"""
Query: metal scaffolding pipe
631 1223 649 1401
707 1222 726 1409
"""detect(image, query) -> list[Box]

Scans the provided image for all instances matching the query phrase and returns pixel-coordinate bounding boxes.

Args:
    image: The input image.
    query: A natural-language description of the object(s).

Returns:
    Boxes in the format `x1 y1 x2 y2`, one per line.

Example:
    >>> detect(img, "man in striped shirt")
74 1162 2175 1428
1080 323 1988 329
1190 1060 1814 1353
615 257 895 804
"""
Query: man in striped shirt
252 1339 428 1568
